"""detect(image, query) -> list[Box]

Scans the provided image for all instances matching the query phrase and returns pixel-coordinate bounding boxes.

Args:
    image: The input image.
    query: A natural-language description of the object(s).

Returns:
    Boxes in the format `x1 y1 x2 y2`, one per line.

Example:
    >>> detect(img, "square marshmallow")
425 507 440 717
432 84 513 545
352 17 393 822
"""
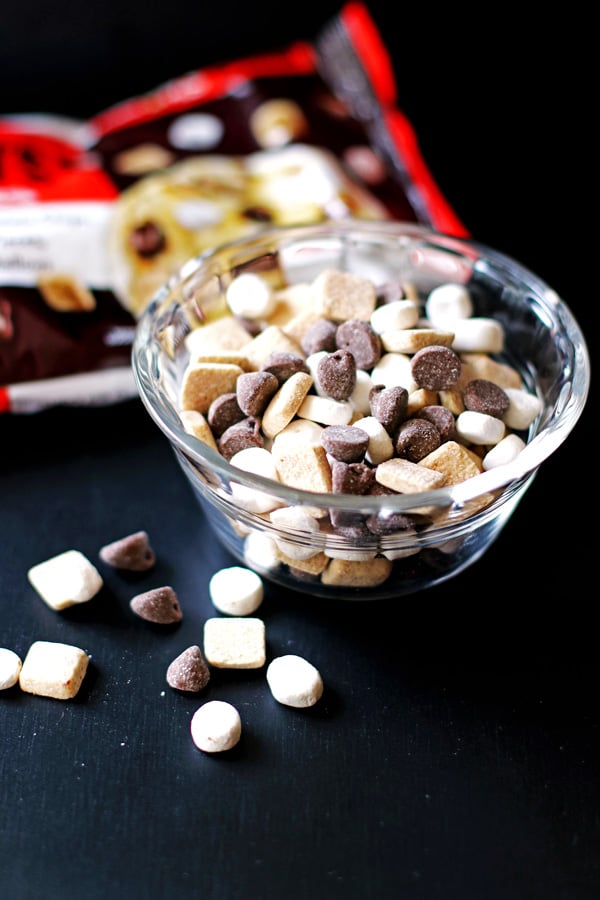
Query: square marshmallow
19 640 90 700
203 617 266 669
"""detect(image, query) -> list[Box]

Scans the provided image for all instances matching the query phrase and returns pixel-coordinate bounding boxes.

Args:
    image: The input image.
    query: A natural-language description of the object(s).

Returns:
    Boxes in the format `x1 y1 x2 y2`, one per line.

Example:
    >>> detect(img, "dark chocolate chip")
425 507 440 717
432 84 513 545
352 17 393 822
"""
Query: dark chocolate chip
395 418 441 461
335 319 382 370
130 586 182 624
129 221 166 258
207 392 245 437
414 405 457 442
236 371 279 417
301 318 338 355
166 645 210 692
317 349 356 400
369 384 408 436
218 416 264 460
411 345 462 391
321 424 369 463
463 379 510 419
99 530 156 572
260 350 310 384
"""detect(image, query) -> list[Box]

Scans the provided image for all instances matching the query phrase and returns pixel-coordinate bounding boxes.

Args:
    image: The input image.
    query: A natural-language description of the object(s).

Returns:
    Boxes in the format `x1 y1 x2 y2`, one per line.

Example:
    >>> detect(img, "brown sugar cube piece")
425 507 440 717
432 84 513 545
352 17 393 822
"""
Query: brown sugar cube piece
19 640 89 700
185 317 252 357
242 325 304 371
419 440 483 485
460 353 523 390
203 617 266 669
261 371 314 439
321 556 392 587
99 531 156 571
272 444 332 492
180 410 220 452
166 645 210 692
406 389 439 415
312 269 376 321
180 362 244 413
268 283 315 329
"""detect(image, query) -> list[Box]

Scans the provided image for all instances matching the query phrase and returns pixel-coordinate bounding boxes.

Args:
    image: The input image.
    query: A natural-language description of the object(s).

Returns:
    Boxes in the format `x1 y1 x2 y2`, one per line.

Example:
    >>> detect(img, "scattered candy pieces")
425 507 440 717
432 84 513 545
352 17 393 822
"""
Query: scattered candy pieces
190 700 242 753
208 566 264 616
27 549 103 611
166 646 210 692
203 617 266 669
0 648 22 690
19 640 89 700
266 654 324 708
99 530 156 571
130 586 183 624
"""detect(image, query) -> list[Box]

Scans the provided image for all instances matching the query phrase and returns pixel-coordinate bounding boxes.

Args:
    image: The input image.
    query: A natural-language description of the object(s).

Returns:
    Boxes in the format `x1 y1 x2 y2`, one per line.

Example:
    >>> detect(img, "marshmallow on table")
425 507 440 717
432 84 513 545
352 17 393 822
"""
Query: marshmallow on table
208 566 264 615
27 549 103 611
266 655 324 708
203 617 266 669
190 700 242 753
0 648 22 690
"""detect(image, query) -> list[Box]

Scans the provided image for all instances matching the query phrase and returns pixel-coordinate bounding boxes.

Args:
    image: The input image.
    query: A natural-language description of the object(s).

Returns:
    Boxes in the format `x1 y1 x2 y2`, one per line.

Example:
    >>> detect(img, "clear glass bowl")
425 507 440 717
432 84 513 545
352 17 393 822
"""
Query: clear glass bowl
132 221 590 600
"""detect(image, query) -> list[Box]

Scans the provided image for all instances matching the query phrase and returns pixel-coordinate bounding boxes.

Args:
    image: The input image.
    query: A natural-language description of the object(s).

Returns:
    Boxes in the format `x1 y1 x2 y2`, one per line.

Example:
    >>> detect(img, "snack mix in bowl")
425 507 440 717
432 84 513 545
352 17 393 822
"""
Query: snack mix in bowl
132 221 590 600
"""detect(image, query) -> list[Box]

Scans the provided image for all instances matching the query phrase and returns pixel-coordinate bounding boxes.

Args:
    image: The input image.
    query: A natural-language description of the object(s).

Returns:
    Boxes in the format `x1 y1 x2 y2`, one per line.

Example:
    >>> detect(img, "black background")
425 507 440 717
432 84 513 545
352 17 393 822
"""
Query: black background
1 3 597 899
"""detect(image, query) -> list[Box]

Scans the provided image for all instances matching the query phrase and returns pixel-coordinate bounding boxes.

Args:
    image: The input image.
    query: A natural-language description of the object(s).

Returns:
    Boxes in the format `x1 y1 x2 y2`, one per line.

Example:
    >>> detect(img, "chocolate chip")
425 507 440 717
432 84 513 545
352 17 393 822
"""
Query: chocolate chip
463 379 510 419
242 206 273 222
330 460 374 526
369 384 408 436
395 418 441 461
130 586 182 624
366 510 417 535
260 350 310 384
99 531 156 571
301 318 338 355
414 405 457 442
129 221 166 258
335 319 382 370
317 349 356 400
321 425 369 462
207 392 245 437
218 417 264 460
376 281 405 305
166 645 210 692
236 371 279 416
410 344 462 391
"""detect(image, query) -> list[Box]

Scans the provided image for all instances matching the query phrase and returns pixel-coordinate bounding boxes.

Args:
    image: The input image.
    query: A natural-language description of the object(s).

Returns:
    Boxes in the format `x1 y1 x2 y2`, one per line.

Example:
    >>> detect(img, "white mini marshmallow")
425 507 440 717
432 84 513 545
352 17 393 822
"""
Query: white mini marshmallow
266 654 324 708
349 368 375 415
456 410 506 445
0 648 22 690
27 549 103 611
351 415 394 464
370 299 419 334
482 433 527 469
229 447 282 514
209 566 264 615
305 350 329 396
296 394 354 426
425 282 473 326
226 272 276 319
271 418 324 450
269 506 323 560
502 387 544 431
370 352 417 392
190 700 242 753
243 531 280 572
451 318 504 353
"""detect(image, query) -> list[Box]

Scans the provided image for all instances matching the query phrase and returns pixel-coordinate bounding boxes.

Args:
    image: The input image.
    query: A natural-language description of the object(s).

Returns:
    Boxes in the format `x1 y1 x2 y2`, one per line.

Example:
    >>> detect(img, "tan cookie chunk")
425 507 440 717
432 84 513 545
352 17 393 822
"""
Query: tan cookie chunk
418 440 483 485
185 317 252 357
179 410 220 452
272 444 332 493
203 617 266 669
27 549 103 611
19 640 89 700
320 556 392 587
242 325 303 371
460 353 522 390
180 362 244 413
261 371 313 438
380 327 454 354
275 548 329 574
312 269 376 321
375 458 446 493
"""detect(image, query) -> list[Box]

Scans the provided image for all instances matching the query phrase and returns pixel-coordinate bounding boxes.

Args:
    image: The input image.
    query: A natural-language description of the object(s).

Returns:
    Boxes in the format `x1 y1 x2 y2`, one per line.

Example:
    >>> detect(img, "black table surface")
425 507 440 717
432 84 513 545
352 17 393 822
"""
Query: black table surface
1 4 597 899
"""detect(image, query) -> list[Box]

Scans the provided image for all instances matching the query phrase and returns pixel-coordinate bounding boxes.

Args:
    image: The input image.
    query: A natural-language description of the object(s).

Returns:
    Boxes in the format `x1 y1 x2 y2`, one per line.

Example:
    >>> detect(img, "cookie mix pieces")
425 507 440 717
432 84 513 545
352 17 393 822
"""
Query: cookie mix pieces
177 266 543 590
